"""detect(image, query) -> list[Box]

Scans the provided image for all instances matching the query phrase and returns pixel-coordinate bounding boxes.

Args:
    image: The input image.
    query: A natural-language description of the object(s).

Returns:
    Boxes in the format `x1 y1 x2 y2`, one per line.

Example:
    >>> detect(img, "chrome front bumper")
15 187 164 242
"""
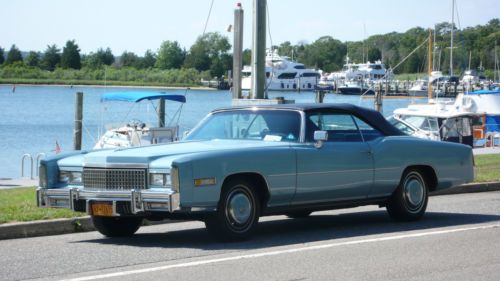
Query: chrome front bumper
37 187 180 215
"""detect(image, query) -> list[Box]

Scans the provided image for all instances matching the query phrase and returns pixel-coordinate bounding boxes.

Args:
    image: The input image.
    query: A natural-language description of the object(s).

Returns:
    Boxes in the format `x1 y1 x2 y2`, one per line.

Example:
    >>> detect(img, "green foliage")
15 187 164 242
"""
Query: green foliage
142 49 156 69
298 36 346 72
242 49 251 66
184 32 231 77
0 47 4 64
6 44 23 65
41 44 61 71
368 47 382 62
83 48 115 69
156 40 184 70
25 51 40 67
61 40 81 69
120 51 141 68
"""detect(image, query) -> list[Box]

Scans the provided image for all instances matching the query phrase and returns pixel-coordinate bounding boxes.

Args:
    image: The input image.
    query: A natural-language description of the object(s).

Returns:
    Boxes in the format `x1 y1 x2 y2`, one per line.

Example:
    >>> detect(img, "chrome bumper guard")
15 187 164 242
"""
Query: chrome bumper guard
37 187 180 215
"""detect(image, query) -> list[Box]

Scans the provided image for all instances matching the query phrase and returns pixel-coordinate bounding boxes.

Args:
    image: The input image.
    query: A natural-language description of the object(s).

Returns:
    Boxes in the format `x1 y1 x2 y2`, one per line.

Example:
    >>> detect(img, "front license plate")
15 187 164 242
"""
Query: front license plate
91 202 113 216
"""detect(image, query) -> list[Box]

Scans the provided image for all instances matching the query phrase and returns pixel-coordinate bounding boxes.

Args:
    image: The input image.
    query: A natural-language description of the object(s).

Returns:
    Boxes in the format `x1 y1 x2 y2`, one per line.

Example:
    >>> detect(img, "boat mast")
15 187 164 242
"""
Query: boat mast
450 0 455 76
428 29 433 99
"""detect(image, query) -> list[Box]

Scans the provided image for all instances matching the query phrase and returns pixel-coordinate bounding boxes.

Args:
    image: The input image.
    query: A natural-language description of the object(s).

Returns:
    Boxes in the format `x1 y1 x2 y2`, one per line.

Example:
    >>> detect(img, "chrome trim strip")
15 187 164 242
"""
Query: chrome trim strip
83 163 149 169
297 168 373 176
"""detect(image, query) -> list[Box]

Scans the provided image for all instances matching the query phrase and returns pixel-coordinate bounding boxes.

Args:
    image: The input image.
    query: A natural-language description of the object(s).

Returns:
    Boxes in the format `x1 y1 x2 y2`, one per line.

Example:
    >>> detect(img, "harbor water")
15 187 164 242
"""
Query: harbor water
0 84 426 180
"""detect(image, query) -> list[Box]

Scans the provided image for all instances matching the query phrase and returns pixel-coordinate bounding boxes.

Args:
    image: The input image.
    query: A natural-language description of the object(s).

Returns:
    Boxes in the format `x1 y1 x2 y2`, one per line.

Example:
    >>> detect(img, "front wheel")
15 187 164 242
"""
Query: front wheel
386 169 429 221
92 216 143 237
205 179 260 241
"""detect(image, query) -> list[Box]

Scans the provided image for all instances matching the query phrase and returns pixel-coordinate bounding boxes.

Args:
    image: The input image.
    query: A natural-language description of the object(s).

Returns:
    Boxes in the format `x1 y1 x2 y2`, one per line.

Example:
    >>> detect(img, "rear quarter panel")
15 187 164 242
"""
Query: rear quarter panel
369 136 474 198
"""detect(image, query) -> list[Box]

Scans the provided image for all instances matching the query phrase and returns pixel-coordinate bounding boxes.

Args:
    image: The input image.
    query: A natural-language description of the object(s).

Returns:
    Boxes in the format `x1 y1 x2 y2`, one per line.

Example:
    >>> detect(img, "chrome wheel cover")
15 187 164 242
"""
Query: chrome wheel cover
225 186 254 231
403 172 426 212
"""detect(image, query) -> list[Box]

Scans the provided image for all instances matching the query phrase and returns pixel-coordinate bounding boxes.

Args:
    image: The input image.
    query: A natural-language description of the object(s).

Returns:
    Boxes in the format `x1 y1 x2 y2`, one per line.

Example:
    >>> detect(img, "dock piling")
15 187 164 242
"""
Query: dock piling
73 92 83 150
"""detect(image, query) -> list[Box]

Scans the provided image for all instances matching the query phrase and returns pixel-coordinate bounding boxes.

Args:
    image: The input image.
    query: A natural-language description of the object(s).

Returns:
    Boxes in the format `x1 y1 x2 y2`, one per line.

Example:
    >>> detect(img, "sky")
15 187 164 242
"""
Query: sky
1 0 499 55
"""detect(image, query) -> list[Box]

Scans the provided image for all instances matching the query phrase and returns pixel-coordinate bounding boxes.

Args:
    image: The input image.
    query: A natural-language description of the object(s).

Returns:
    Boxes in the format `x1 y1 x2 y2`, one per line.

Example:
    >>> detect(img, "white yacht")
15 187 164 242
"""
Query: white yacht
241 49 321 92
392 88 500 147
321 59 393 86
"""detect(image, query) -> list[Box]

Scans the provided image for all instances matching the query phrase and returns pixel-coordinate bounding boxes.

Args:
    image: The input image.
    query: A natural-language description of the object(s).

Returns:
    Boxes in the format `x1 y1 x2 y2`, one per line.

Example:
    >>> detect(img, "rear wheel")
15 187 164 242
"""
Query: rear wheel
92 216 143 237
386 169 429 221
205 179 260 241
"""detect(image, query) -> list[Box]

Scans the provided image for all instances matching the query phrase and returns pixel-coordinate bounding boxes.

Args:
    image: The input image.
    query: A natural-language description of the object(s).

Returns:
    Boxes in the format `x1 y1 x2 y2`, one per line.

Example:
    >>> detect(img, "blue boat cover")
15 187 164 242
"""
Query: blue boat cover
486 115 500 132
466 88 500 95
101 91 186 103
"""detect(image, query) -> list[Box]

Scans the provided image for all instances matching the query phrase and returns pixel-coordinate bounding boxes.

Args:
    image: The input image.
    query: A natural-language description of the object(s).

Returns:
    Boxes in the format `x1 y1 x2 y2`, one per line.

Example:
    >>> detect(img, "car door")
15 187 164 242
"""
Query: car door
293 111 374 204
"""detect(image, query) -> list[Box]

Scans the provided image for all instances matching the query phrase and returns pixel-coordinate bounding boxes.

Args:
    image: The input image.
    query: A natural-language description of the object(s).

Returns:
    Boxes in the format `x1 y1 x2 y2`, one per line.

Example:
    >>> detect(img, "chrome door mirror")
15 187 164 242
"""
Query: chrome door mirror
313 130 328 148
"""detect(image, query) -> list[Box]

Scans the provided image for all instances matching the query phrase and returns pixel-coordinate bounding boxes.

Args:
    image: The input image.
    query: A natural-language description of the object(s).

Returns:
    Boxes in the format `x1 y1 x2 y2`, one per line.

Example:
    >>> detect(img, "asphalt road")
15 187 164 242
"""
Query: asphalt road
1 191 499 281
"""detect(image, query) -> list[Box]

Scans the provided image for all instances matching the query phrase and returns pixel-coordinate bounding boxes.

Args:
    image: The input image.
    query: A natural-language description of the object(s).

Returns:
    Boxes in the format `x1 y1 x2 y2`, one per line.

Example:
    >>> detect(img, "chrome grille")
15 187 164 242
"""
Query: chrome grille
83 168 147 190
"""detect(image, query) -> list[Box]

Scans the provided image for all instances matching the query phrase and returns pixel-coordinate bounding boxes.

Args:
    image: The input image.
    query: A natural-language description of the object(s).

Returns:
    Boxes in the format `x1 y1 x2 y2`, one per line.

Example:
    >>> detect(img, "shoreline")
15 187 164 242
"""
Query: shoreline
1 82 217 91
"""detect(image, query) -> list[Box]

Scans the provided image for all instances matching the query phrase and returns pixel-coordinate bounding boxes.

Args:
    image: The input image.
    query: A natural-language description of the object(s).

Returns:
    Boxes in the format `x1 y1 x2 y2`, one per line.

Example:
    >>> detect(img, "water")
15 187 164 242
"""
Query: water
0 85 425 179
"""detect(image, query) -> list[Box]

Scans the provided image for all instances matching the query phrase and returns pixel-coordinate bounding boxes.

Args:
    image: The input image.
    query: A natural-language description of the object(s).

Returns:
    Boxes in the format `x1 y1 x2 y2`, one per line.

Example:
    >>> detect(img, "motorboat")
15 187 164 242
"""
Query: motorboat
392 88 500 147
241 49 321 92
321 58 393 85
338 81 375 95
94 91 186 149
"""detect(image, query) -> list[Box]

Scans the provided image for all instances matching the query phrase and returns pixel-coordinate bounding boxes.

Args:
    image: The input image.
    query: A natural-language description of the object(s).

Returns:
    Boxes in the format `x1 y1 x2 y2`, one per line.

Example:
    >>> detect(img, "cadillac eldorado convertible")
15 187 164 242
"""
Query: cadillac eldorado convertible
37 103 474 240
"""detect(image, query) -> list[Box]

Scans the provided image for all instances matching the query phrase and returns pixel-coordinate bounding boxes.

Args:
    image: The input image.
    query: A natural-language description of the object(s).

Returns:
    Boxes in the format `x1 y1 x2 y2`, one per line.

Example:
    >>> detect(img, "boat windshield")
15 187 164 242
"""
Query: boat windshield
387 116 415 135
399 115 439 132
185 110 301 142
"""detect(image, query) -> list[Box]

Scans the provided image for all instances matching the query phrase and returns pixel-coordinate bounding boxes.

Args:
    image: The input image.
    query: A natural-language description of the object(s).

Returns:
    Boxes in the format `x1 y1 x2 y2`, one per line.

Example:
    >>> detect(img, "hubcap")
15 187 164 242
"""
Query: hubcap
404 175 425 211
227 191 252 225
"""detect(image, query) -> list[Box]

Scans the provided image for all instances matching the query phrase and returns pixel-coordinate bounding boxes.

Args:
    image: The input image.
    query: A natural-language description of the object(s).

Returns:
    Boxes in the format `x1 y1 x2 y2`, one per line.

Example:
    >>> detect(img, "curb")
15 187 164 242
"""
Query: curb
1 182 499 240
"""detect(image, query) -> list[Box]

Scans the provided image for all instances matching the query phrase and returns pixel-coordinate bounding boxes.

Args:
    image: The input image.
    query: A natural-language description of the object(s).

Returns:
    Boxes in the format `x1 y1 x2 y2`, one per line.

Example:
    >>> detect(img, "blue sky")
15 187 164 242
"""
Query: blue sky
1 0 499 55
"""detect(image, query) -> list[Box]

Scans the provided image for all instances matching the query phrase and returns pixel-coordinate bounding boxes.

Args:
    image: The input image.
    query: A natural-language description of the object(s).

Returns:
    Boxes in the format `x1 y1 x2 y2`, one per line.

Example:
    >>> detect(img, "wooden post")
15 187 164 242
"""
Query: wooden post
251 0 266 99
73 92 83 150
158 98 165 127
232 3 244 99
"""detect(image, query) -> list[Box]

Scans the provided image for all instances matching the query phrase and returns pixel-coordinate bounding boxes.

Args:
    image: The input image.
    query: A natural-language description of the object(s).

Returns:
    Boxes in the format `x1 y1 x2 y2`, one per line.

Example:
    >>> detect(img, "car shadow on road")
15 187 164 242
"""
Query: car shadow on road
75 210 500 250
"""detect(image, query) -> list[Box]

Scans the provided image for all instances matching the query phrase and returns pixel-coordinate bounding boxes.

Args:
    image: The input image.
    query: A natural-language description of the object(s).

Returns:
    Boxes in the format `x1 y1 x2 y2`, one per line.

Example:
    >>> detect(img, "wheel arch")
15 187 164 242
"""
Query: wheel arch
221 172 270 213
402 165 438 192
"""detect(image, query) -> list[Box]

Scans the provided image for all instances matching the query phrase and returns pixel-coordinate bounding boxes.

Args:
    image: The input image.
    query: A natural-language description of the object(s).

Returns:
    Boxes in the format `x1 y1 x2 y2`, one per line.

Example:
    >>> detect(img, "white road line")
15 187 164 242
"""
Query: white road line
62 223 500 281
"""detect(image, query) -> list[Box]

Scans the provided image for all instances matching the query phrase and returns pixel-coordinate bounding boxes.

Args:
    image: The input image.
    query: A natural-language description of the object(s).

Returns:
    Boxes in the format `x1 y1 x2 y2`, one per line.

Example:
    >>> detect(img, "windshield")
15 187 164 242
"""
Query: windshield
387 116 415 135
399 115 439 132
185 110 302 142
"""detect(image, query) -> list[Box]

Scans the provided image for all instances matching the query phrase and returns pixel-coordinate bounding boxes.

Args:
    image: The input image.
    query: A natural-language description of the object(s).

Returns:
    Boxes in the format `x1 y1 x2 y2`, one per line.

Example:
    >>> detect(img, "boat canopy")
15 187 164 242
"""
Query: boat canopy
466 88 500 95
100 91 186 103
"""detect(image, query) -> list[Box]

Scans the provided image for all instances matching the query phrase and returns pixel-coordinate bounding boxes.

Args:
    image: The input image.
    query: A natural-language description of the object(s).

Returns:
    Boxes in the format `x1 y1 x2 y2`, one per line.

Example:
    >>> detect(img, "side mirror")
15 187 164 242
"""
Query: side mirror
313 130 328 148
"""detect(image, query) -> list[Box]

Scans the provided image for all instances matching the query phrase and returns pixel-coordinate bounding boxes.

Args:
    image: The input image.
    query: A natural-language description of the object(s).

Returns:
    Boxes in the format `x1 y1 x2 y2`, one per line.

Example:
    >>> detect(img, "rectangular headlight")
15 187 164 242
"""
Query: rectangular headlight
149 173 172 188
59 171 82 185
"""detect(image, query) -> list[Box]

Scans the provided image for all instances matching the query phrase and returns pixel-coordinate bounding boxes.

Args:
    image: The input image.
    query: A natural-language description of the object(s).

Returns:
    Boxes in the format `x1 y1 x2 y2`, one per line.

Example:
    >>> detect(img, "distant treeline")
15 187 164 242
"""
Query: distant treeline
0 19 498 85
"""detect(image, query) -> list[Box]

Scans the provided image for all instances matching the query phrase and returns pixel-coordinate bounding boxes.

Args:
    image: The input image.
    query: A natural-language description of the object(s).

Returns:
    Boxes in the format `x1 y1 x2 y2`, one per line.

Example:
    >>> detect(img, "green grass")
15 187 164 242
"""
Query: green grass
1 154 499 224
0 187 84 224
474 154 500 183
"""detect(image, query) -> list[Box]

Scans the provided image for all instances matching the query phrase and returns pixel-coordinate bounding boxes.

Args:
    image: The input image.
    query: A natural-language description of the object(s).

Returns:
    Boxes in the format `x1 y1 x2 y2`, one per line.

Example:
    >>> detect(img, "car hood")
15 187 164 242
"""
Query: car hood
81 139 291 167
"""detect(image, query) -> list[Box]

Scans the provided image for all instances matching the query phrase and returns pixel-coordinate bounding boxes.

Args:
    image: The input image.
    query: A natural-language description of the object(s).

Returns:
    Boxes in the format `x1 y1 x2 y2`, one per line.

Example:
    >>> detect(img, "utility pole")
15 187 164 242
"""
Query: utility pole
251 0 266 99
232 3 244 99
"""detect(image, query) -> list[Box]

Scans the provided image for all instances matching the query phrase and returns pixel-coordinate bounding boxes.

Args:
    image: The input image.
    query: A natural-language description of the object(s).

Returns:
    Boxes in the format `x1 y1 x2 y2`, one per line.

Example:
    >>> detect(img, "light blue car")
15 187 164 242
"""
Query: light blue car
37 103 474 240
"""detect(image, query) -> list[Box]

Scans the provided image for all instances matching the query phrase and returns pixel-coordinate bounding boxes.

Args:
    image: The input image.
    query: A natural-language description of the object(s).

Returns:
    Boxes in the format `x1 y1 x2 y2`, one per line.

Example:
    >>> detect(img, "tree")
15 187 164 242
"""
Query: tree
298 36 346 71
0 47 4 65
41 44 61 71
142 50 156 69
120 51 140 68
368 47 382 62
25 51 40 67
6 45 23 65
184 32 231 77
155 41 184 70
61 40 81 69
82 48 115 69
